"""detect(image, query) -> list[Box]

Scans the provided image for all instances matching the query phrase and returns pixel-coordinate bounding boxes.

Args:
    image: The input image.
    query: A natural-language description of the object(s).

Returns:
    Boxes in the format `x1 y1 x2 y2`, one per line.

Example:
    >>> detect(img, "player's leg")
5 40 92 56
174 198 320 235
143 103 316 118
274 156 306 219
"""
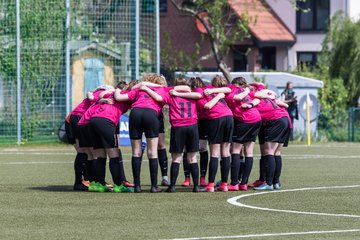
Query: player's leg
158 112 169 186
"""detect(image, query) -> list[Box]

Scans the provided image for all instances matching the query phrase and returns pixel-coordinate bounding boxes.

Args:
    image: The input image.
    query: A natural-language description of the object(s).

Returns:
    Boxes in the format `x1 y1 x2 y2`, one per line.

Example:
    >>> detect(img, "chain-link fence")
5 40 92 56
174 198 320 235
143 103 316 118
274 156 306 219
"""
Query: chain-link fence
0 0 159 144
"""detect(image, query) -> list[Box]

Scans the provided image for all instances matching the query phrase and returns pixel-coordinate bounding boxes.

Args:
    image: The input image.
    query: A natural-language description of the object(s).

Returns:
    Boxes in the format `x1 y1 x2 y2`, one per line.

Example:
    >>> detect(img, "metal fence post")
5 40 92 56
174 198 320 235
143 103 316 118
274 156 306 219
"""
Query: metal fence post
65 0 71 115
351 107 355 142
135 0 140 80
348 107 351 141
16 0 21 145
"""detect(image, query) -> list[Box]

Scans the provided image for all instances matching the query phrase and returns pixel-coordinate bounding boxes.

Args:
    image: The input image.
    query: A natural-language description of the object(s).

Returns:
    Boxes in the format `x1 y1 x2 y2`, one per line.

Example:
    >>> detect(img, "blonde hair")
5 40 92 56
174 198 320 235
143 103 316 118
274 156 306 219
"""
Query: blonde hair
211 75 227 87
175 78 187 86
143 73 167 86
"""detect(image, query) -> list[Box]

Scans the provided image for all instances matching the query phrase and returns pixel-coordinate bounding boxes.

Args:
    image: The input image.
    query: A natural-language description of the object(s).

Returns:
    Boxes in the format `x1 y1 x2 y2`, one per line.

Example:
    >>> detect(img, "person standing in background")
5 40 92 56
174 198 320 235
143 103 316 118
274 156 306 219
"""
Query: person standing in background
281 82 298 140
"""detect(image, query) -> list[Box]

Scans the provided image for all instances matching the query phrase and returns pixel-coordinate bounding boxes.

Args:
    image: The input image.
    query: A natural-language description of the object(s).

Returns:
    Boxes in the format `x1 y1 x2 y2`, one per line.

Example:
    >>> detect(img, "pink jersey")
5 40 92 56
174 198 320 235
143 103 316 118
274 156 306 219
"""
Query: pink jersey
71 89 102 116
226 87 261 123
128 86 166 115
256 98 290 125
197 85 232 120
90 90 135 125
162 87 197 127
78 90 134 126
195 87 207 119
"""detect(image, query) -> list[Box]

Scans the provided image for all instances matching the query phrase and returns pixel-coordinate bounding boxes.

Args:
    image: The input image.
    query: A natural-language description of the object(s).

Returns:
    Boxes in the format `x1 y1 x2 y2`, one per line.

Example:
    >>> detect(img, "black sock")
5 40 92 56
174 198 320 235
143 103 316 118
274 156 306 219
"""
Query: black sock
118 150 126 182
220 157 231 183
95 157 106 185
74 153 87 184
149 158 158 187
170 162 180 186
274 155 282 184
265 155 275 186
86 159 96 182
208 157 219 183
230 154 240 185
109 157 121 186
81 155 88 181
132 156 142 186
241 157 253 184
199 151 208 177
158 149 168 177
183 153 190 178
190 163 199 186
238 156 245 181
259 156 266 181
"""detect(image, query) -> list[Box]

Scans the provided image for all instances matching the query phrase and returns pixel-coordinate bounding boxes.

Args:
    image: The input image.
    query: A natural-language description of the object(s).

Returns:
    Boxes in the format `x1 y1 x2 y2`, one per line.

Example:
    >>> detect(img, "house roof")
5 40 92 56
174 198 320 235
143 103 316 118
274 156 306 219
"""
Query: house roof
69 40 122 60
228 0 296 47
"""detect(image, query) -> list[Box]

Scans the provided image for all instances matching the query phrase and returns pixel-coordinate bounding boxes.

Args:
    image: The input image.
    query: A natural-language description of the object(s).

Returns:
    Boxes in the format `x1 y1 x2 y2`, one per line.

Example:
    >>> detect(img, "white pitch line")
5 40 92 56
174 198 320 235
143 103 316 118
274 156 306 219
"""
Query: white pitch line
227 185 360 218
161 229 360 240
0 159 136 165
0 161 73 165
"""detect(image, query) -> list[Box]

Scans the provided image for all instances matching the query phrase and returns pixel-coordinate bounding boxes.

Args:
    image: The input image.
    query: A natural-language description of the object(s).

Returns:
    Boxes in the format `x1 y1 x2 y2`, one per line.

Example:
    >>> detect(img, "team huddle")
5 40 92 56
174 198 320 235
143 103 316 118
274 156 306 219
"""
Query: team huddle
66 73 291 193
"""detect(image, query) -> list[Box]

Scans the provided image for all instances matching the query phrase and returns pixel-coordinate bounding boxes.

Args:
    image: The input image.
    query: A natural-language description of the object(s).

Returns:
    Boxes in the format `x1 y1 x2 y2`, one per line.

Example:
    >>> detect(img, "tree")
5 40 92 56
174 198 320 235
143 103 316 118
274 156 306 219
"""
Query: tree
321 12 360 106
169 0 251 82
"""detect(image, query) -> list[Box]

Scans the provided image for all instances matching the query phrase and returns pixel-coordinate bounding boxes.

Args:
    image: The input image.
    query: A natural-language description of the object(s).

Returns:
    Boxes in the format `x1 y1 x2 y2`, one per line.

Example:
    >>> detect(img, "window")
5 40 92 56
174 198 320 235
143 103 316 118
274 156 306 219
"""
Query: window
142 0 167 13
160 0 167 13
233 48 248 71
297 52 318 68
296 0 330 32
259 47 276 70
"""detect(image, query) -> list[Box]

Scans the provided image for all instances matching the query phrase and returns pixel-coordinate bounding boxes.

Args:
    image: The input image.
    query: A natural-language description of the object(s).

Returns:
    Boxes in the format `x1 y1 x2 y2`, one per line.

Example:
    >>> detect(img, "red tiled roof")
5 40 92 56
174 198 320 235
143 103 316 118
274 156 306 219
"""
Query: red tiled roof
228 0 295 44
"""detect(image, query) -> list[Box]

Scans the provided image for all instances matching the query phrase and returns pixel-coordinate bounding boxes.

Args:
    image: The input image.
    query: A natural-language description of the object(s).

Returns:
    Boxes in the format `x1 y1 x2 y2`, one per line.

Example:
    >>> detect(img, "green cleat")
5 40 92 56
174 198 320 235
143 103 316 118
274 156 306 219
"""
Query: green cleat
88 181 99 192
97 183 111 192
113 184 133 193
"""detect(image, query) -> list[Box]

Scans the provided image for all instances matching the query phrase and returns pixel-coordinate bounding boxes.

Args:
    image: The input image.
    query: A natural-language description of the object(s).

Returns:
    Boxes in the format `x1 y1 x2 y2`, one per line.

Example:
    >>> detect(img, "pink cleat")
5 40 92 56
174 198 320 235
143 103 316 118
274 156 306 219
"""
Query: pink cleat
248 180 265 188
181 177 191 187
200 177 207 187
227 183 239 191
239 184 248 191
216 182 228 192
201 182 215 192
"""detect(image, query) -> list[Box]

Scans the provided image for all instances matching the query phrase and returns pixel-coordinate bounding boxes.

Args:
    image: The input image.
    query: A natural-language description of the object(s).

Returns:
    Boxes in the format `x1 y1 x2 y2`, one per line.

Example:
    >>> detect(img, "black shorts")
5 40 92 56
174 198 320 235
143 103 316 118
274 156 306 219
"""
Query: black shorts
129 108 159 139
232 120 261 143
170 124 199 153
207 116 233 144
159 112 165 134
259 117 290 145
68 114 82 144
78 124 93 148
89 117 118 149
197 119 209 140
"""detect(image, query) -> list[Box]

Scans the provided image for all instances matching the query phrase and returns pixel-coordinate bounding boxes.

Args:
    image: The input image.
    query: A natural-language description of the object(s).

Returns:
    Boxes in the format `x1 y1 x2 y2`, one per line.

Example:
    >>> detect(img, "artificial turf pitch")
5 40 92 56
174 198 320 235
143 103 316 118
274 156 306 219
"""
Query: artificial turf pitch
0 143 359 240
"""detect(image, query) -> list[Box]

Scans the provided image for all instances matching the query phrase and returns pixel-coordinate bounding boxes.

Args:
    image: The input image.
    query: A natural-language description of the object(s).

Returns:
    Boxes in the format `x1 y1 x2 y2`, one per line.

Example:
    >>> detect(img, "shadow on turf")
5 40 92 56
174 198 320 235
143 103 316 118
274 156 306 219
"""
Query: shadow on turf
28 185 195 193
29 185 73 192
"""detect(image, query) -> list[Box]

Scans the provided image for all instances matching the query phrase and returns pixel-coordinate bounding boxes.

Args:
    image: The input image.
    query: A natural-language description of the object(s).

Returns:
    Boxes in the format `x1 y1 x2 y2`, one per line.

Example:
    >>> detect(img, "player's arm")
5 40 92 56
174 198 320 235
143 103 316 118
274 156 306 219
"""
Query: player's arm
140 85 163 102
131 81 161 89
254 89 276 99
114 88 130 101
204 93 225 109
249 82 265 87
233 87 250 101
173 85 191 92
241 98 260 108
87 91 94 101
204 87 231 96
275 99 289 108
170 90 201 99
99 89 115 99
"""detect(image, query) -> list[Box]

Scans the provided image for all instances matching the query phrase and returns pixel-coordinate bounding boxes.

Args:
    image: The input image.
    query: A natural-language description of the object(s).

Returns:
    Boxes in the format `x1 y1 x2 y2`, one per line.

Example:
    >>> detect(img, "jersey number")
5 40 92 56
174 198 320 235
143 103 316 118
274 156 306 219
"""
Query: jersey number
179 102 192 118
